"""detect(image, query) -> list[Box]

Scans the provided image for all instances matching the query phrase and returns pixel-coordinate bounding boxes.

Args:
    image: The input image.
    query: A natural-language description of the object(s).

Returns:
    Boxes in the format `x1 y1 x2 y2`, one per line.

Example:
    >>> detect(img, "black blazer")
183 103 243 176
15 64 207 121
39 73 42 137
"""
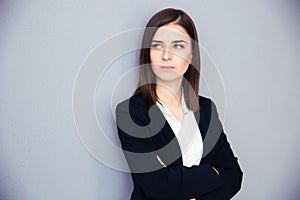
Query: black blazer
116 94 243 200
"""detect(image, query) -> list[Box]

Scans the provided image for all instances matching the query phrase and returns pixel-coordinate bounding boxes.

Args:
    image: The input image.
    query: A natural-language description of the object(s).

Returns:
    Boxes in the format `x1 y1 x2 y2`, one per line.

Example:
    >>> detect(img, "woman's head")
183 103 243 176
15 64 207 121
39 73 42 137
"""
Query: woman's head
135 8 200 111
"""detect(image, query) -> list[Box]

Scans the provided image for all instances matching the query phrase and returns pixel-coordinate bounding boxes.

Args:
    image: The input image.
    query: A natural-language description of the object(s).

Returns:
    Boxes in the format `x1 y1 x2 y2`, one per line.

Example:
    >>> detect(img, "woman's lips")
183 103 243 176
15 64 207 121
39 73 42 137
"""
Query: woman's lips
160 66 175 69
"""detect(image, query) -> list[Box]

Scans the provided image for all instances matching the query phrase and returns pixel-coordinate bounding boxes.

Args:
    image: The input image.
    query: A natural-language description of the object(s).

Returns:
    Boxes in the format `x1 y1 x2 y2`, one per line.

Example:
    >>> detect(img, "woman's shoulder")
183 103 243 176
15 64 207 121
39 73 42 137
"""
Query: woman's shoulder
199 95 214 107
116 94 215 113
116 94 148 114
116 94 144 108
199 95 212 104
115 94 152 125
198 95 218 117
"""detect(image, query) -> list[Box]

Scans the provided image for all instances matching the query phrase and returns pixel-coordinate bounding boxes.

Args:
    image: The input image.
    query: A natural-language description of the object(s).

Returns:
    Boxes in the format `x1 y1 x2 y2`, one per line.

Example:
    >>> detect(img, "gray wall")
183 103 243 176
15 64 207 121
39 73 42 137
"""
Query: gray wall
1 0 300 199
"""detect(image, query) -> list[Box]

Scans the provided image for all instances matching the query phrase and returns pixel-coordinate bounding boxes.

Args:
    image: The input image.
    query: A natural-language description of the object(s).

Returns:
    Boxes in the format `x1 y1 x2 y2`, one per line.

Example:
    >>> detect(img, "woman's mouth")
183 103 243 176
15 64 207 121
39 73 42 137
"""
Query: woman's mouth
160 66 175 69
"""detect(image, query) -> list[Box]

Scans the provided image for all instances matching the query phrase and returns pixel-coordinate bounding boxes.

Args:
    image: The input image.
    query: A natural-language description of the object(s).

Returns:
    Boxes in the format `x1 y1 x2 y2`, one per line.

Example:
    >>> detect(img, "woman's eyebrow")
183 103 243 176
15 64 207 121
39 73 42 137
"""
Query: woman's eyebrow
151 40 163 43
151 40 188 43
172 40 187 43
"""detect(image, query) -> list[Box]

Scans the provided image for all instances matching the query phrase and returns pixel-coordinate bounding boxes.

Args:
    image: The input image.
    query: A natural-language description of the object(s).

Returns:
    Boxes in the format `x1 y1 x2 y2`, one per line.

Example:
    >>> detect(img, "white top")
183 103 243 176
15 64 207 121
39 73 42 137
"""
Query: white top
156 94 203 167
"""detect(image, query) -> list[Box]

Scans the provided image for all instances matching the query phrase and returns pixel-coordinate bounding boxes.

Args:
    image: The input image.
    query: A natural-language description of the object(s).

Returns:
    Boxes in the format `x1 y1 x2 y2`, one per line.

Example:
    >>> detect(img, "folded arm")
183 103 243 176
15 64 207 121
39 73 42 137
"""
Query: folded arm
196 101 243 200
116 102 223 200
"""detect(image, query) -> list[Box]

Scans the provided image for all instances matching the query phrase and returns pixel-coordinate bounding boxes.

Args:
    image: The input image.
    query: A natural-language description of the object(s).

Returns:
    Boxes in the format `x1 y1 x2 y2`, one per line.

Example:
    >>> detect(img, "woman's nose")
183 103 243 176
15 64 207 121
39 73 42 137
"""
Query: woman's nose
162 49 172 61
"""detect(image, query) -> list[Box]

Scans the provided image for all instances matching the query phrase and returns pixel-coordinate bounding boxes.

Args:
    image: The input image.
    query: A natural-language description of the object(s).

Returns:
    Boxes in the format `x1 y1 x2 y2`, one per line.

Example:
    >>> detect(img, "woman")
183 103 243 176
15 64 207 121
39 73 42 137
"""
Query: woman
116 8 243 200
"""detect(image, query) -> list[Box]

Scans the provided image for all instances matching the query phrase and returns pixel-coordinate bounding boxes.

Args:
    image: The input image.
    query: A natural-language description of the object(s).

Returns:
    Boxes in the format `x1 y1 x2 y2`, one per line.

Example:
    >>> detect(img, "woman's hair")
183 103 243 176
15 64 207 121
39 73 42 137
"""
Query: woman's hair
134 8 201 111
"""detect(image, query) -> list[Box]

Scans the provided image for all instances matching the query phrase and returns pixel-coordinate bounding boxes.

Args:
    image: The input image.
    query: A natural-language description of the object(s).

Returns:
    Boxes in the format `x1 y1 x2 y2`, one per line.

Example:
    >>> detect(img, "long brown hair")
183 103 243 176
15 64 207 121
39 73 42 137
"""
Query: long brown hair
134 8 201 111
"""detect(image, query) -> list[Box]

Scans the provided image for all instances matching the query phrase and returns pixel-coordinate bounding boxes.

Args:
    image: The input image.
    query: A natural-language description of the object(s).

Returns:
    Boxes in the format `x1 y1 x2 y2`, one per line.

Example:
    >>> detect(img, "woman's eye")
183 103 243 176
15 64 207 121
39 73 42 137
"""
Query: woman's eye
174 44 184 49
151 43 162 49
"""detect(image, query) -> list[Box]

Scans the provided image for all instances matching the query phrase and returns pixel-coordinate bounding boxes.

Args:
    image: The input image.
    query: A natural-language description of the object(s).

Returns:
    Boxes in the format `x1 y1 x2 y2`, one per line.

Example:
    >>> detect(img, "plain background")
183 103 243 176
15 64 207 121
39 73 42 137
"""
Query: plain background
1 0 300 199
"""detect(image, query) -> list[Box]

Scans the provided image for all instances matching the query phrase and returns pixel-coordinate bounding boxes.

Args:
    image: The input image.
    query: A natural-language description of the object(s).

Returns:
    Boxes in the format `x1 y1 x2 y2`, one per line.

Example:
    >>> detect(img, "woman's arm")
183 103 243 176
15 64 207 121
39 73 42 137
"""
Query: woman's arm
196 101 243 200
196 132 243 200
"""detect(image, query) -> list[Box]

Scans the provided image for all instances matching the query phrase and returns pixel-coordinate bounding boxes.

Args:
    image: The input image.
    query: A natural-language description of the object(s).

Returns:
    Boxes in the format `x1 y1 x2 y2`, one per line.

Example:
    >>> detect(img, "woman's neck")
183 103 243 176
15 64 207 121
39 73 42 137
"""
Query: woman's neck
156 78 183 106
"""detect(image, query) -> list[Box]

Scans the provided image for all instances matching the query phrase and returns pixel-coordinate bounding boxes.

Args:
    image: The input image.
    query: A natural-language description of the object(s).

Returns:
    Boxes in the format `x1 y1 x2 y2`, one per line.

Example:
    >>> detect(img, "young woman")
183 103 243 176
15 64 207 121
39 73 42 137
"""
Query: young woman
116 8 243 200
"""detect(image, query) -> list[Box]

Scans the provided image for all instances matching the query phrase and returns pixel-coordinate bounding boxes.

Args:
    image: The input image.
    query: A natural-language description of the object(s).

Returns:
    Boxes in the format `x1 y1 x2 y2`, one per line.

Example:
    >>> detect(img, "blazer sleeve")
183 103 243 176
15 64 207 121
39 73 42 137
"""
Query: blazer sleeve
116 101 224 200
196 101 243 200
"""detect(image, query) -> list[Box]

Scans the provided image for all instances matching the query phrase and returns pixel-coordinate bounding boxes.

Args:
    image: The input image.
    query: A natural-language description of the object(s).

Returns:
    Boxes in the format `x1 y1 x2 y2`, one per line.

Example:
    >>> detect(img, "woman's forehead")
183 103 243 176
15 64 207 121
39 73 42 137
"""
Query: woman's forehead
152 24 191 42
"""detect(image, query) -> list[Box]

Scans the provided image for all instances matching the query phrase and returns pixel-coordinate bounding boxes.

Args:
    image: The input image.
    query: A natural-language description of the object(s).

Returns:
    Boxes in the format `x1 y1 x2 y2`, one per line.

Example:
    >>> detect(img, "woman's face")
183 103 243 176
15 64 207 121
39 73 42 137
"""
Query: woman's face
150 23 192 83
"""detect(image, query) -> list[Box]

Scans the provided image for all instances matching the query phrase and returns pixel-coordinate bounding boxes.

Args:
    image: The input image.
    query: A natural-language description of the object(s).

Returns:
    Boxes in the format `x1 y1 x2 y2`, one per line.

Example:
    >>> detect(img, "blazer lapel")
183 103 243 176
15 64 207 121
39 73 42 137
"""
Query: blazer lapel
150 104 183 166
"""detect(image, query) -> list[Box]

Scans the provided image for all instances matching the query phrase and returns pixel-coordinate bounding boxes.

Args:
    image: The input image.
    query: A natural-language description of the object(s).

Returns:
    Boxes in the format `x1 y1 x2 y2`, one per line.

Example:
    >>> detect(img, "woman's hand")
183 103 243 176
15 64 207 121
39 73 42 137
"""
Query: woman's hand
212 166 219 175
156 155 167 168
